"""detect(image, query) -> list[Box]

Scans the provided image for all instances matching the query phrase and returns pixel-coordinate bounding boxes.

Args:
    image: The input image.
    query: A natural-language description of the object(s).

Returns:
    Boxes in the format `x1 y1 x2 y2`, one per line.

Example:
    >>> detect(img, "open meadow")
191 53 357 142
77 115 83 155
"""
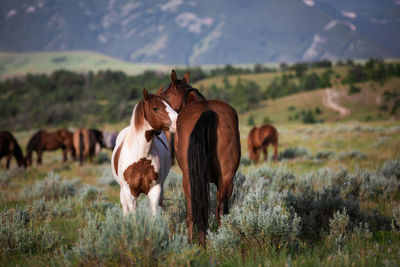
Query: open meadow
1 119 400 266
1 59 400 266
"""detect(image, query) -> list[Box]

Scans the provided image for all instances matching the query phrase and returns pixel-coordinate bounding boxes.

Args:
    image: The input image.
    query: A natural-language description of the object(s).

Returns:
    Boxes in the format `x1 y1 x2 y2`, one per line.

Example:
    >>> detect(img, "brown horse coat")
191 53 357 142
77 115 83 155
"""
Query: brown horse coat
0 131 26 169
72 128 96 165
247 124 279 162
26 129 74 166
162 70 241 246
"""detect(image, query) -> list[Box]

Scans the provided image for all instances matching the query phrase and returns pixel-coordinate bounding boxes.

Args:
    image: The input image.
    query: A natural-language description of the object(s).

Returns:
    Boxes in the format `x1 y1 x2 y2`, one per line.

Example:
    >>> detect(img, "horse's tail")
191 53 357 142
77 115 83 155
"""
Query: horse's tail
170 132 175 165
26 131 42 166
12 137 25 168
79 130 84 165
188 110 218 241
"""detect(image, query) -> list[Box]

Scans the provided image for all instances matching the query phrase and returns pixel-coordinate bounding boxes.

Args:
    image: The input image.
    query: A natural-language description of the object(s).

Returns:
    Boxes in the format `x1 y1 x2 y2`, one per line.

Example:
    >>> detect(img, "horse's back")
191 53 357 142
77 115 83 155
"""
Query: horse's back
259 124 278 144
177 99 241 177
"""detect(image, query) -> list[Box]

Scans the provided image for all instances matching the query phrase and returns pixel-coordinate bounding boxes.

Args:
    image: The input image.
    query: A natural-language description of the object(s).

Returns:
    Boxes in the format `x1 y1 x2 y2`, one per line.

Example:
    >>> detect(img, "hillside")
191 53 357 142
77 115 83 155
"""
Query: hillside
0 51 169 79
1 0 399 64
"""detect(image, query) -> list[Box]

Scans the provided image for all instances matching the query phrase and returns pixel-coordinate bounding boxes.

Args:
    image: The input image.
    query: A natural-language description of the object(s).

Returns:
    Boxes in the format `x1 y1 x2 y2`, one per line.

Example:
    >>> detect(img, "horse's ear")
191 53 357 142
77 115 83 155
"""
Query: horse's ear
171 70 177 85
143 88 149 101
156 85 163 95
183 72 190 83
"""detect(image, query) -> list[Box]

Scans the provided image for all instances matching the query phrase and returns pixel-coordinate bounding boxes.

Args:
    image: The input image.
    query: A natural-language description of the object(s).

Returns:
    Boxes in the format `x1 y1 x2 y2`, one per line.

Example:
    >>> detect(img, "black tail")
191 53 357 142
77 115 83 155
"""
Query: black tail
26 130 42 166
188 110 218 239
170 133 175 165
79 131 84 165
12 137 25 168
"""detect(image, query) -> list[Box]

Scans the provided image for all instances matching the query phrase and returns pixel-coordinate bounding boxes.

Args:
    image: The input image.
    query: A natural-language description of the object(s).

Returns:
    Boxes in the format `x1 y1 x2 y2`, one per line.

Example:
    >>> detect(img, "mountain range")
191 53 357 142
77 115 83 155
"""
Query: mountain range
1 0 399 65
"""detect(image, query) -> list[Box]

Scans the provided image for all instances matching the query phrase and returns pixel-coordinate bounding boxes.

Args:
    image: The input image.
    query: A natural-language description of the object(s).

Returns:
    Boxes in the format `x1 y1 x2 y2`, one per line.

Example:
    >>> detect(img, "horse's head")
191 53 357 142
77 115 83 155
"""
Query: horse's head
161 70 191 113
143 88 177 133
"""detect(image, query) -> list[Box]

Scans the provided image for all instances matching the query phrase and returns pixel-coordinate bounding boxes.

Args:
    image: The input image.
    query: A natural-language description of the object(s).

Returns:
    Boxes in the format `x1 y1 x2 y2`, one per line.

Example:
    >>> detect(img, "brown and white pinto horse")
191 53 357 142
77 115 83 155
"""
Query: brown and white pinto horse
162 70 241 246
111 89 177 215
26 129 74 166
0 131 26 169
247 124 279 162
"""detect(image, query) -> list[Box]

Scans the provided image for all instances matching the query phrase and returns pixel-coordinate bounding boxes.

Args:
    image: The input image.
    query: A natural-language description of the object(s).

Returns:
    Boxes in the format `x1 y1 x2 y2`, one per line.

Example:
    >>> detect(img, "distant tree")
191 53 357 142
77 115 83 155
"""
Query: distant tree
348 84 361 94
247 115 255 126
302 110 316 124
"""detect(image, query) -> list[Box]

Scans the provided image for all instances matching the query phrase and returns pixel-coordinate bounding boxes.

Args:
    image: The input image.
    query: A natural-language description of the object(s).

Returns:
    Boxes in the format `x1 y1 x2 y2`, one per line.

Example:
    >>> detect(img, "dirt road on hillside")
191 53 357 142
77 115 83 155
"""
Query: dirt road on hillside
322 89 350 119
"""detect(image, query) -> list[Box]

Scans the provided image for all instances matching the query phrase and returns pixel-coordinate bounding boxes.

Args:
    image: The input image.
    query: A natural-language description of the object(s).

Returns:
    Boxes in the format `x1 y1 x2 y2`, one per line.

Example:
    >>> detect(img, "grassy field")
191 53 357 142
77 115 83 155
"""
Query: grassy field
1 60 400 265
1 117 400 266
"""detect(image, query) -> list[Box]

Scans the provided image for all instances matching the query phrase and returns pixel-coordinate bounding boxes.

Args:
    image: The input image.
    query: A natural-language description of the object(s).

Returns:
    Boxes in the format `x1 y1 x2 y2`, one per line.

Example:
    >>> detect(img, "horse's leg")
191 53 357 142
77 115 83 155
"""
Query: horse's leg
37 150 42 165
273 142 278 162
263 144 269 162
148 184 161 215
62 147 67 162
182 172 194 244
216 179 234 226
6 155 11 169
120 187 129 216
121 185 137 215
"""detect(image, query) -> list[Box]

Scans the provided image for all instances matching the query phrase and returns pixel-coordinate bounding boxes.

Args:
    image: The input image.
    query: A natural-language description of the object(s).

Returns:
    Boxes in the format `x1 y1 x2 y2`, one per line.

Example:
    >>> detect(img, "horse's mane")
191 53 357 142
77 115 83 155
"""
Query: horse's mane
2 131 25 166
133 100 145 131
27 130 43 153
183 87 206 105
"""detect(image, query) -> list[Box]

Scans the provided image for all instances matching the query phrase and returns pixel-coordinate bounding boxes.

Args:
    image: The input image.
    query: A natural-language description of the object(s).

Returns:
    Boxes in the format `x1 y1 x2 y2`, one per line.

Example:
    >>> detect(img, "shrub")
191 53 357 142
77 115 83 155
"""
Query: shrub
21 172 80 200
97 166 118 187
336 150 366 160
279 147 309 160
380 158 400 179
392 206 400 231
63 205 199 266
208 188 300 256
0 206 60 255
315 150 335 160
328 208 371 252
284 186 364 242
79 185 103 202
31 198 74 219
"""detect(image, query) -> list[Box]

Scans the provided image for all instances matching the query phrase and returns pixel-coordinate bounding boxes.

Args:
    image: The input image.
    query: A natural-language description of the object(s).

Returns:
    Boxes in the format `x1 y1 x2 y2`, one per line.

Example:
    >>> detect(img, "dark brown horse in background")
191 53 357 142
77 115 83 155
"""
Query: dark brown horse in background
0 131 26 169
247 124 279 162
162 70 241 246
26 129 74 166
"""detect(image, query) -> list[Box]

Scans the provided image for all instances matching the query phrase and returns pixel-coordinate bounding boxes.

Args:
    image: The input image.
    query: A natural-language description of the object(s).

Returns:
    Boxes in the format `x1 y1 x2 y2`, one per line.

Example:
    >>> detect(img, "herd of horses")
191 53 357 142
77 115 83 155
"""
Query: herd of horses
0 70 279 247
0 128 117 169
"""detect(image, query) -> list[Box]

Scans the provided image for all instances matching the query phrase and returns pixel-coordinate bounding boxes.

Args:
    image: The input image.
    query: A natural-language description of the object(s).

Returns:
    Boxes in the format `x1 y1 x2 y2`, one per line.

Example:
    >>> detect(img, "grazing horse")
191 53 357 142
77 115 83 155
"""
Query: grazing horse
111 88 177 215
162 70 241 246
247 125 279 162
26 129 74 166
0 131 26 169
72 128 96 166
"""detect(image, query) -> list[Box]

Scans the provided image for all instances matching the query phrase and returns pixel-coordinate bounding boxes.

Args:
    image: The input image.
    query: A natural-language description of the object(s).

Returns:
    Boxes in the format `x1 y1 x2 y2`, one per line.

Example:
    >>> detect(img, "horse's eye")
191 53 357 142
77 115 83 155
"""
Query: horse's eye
153 107 159 112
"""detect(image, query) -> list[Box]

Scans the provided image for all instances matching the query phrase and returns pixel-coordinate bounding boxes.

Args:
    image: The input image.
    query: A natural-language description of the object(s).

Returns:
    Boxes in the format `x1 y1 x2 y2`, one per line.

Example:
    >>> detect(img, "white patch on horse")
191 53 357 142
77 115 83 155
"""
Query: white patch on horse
162 100 178 132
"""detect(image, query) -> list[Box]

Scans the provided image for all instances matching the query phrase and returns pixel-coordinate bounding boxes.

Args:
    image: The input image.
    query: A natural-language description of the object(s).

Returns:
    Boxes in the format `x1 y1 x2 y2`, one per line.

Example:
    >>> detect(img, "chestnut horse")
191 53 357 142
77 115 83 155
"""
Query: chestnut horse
72 128 96 166
26 129 74 166
111 89 177 215
162 70 241 246
0 131 26 169
247 124 279 162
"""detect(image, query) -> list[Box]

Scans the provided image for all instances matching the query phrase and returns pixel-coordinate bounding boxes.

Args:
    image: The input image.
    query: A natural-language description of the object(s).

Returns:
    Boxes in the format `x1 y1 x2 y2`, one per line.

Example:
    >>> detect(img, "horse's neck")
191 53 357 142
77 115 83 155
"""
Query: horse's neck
125 111 153 157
